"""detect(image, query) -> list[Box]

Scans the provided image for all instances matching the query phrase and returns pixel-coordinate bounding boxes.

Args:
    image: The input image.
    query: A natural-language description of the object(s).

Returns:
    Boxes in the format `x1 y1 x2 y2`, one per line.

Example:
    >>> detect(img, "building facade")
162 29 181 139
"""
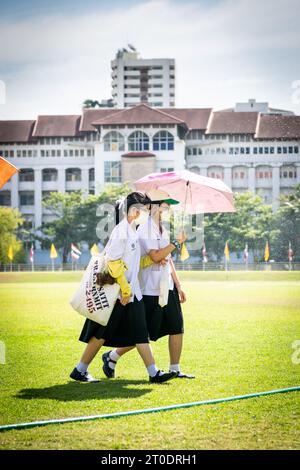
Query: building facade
0 101 300 237
111 48 175 108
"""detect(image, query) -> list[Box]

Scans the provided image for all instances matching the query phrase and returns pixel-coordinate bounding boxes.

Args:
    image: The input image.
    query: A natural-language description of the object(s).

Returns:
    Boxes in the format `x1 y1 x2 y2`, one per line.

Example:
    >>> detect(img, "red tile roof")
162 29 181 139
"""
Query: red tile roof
255 114 300 139
207 111 258 134
92 104 186 126
80 108 121 132
160 108 212 130
33 115 81 137
0 120 35 143
122 152 155 157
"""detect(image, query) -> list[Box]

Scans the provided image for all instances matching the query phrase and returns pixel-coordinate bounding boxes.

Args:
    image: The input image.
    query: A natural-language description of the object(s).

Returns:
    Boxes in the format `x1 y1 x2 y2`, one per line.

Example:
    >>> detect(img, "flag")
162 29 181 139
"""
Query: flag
202 242 208 263
243 243 249 263
224 241 230 261
71 243 81 260
180 242 190 261
29 244 34 263
7 245 13 261
0 156 19 189
50 243 58 259
264 241 270 262
90 243 100 256
288 242 294 262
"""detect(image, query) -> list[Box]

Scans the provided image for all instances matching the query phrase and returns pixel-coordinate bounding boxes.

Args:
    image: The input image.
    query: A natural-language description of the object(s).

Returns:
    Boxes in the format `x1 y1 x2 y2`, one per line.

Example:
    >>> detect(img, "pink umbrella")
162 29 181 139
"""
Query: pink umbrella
135 170 235 214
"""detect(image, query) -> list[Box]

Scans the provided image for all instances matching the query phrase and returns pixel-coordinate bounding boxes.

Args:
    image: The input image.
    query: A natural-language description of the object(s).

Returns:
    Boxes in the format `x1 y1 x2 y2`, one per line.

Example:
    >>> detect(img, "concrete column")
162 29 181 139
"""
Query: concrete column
11 172 19 209
296 163 300 184
58 167 65 193
248 166 256 193
34 168 42 230
82 168 89 195
94 142 104 195
224 166 232 189
200 167 208 177
272 164 280 211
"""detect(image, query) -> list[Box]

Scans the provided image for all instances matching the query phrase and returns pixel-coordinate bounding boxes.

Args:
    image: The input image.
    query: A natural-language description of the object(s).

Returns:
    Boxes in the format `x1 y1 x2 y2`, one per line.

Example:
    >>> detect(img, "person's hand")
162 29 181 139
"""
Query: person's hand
177 287 186 303
120 295 131 306
160 259 168 266
176 230 187 245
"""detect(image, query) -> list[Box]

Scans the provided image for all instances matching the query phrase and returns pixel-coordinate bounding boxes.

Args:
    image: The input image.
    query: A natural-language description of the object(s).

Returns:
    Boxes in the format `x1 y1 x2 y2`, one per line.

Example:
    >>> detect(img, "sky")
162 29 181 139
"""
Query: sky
0 0 300 119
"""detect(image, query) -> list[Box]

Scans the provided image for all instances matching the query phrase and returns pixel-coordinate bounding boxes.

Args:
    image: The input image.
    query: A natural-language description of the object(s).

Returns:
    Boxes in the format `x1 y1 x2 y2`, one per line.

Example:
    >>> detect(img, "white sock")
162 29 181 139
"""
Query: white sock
108 350 120 369
170 363 180 373
147 364 159 377
77 361 88 374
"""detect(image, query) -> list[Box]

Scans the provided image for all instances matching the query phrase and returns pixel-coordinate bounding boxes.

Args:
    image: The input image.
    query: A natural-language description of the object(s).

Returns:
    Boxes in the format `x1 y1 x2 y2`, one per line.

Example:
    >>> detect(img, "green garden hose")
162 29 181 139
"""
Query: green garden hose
0 385 299 432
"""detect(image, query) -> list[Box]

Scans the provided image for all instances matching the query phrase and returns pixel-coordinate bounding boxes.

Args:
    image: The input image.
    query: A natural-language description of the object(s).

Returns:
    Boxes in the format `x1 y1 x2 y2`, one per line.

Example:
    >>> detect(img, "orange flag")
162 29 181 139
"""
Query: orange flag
0 156 19 189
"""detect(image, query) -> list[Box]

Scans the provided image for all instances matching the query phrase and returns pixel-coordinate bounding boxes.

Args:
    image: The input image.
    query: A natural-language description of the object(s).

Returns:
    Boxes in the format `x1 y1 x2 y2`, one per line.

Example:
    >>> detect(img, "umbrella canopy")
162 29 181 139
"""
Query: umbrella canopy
134 170 235 214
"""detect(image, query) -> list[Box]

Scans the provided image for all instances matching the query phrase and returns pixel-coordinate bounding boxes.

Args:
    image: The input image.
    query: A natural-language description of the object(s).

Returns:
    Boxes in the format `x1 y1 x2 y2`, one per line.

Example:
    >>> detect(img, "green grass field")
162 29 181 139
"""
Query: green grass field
0 271 299 450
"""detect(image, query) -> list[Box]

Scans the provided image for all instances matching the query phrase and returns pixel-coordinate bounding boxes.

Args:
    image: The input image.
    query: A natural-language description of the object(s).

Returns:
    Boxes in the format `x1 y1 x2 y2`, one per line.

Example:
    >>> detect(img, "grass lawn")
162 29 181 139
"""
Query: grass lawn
0 271 299 450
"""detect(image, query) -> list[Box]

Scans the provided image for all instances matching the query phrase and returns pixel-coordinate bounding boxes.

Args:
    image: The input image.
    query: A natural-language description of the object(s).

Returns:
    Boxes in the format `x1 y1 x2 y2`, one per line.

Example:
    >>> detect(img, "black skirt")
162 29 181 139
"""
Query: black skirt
143 287 184 341
79 296 149 347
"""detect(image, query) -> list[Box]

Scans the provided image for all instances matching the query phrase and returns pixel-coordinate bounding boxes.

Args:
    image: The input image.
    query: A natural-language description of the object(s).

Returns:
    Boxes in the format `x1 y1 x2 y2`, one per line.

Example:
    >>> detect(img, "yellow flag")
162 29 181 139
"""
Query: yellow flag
224 241 230 261
264 241 270 262
50 243 58 259
180 242 190 261
90 243 100 256
7 245 13 261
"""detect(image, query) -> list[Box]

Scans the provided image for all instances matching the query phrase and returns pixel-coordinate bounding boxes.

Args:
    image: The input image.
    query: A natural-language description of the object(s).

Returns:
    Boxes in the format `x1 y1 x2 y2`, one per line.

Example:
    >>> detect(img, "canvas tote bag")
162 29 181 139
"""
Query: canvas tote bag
70 252 120 326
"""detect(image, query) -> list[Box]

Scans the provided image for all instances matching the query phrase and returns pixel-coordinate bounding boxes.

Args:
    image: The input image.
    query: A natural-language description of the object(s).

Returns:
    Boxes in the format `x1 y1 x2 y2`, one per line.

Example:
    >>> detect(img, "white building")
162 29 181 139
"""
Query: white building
111 47 175 108
0 101 300 237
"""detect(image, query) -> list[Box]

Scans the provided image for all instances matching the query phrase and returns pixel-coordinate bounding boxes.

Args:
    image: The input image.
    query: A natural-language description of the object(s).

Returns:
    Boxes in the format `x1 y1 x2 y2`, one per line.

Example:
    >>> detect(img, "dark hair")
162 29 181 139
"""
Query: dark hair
96 271 116 287
115 191 150 224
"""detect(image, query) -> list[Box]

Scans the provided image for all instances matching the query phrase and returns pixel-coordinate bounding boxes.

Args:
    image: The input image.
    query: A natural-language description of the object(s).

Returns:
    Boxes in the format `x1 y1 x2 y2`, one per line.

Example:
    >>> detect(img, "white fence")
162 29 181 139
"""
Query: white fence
0 262 299 272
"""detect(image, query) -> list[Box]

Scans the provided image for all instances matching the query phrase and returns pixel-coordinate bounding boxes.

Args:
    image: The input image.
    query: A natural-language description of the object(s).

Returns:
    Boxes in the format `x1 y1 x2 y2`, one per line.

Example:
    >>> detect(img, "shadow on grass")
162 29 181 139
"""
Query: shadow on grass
15 380 154 402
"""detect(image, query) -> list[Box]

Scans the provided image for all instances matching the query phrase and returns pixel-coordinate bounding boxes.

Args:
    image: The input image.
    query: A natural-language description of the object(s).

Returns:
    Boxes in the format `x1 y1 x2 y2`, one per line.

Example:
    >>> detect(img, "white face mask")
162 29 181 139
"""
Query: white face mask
136 210 149 225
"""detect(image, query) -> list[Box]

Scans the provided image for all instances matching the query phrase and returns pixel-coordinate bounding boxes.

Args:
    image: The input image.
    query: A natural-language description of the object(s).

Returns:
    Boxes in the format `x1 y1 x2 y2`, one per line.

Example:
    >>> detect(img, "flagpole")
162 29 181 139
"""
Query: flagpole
52 258 54 272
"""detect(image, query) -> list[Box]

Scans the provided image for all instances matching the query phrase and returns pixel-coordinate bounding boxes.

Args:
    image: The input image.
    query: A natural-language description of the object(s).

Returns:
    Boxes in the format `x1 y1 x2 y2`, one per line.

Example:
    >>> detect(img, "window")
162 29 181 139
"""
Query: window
66 168 81 182
103 131 125 152
256 168 272 179
89 168 95 182
19 169 34 182
253 147 258 154
280 166 296 178
160 167 174 173
42 168 58 182
104 162 121 183
128 131 149 151
20 191 34 206
153 131 174 151
294 146 299 154
208 167 224 179
0 191 11 206
289 146 293 154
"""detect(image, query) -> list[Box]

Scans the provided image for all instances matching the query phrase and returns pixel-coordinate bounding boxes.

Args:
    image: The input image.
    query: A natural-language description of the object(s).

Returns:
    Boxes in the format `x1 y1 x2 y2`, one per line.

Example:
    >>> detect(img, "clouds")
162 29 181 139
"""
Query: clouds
0 0 299 119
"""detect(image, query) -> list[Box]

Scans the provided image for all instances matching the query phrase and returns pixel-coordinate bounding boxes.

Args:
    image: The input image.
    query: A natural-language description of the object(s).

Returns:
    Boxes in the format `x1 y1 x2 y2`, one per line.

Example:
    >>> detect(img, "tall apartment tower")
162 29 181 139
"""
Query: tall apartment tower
111 46 175 108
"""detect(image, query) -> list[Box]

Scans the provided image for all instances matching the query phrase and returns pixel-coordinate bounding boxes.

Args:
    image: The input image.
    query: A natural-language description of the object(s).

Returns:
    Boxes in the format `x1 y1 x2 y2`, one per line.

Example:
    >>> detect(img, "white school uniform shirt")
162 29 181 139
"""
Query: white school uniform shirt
105 217 142 302
137 216 174 296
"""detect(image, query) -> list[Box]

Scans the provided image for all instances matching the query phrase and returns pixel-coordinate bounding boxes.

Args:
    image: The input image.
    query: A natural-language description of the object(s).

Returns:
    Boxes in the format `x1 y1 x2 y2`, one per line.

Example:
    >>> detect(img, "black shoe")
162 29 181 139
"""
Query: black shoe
70 367 99 383
102 351 116 379
149 370 177 383
172 371 195 379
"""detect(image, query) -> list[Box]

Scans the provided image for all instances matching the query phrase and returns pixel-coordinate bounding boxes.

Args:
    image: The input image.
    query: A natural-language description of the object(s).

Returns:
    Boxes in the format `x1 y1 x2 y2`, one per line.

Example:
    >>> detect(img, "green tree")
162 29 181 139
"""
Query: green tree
203 192 278 261
0 207 25 265
38 185 131 262
272 184 300 261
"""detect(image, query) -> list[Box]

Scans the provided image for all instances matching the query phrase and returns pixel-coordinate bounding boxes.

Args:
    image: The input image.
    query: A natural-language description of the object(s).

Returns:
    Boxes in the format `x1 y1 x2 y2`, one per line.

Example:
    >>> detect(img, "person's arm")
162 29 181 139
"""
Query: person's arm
170 258 186 303
148 231 187 263
107 260 131 297
106 229 131 305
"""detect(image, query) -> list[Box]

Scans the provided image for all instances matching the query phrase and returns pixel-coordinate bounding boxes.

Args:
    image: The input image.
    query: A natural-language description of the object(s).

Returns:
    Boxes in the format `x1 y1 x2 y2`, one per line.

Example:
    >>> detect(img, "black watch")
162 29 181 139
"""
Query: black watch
171 240 180 251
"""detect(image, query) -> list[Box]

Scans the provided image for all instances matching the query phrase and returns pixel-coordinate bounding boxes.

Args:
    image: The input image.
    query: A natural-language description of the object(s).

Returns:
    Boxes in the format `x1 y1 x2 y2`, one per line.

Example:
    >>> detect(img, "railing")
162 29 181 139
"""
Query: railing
0 262 299 272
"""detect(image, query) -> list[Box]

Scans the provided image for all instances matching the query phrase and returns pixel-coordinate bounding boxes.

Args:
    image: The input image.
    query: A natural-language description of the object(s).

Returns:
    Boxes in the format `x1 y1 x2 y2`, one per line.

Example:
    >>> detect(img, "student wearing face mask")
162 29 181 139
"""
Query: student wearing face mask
102 189 195 380
70 191 177 384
